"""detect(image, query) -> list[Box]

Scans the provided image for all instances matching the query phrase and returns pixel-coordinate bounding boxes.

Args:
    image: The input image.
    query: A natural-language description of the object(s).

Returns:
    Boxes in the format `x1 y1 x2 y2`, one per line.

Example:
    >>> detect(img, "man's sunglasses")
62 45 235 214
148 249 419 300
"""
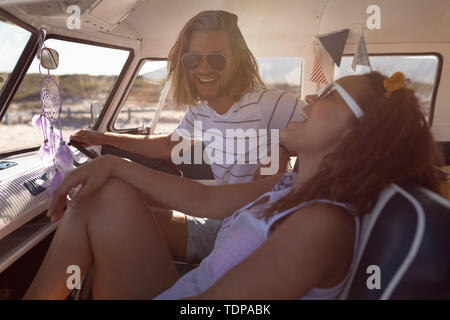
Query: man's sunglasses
181 53 227 71
316 82 365 119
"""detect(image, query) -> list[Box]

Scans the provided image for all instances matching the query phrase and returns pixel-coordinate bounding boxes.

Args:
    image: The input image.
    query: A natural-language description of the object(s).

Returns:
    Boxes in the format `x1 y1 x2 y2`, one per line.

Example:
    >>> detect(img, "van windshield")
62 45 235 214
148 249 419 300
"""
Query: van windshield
0 35 130 154
0 18 31 96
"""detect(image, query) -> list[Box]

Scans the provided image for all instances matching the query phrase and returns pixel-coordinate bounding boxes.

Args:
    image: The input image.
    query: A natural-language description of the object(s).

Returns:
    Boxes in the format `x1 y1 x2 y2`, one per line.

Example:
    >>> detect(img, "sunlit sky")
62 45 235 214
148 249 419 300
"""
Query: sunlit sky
0 22 132 75
0 19 301 84
335 55 438 83
0 19 437 84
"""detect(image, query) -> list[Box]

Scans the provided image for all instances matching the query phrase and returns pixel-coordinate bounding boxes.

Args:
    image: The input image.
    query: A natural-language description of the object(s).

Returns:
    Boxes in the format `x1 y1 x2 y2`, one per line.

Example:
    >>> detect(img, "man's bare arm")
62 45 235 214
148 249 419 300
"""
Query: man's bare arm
70 130 192 160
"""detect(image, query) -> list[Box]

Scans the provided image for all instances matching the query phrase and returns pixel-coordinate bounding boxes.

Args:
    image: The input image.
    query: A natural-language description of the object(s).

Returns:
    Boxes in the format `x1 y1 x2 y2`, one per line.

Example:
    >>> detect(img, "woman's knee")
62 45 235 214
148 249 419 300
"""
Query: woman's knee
91 177 146 217
62 177 143 224
97 177 139 200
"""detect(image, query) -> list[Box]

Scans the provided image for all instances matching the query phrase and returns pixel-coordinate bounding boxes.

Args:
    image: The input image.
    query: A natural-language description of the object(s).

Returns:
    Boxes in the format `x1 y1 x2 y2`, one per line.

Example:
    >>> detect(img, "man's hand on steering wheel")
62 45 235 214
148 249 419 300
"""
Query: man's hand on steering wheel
69 129 105 160
70 129 106 147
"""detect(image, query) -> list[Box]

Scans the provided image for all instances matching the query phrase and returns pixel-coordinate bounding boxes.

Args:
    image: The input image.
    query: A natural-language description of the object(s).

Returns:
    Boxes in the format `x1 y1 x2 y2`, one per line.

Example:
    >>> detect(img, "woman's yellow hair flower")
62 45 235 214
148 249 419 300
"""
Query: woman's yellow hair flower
383 72 406 94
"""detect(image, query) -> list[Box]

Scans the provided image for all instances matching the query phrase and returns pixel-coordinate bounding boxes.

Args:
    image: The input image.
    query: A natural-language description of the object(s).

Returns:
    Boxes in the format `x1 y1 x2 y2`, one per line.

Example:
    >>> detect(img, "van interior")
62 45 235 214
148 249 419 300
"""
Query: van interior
0 0 449 300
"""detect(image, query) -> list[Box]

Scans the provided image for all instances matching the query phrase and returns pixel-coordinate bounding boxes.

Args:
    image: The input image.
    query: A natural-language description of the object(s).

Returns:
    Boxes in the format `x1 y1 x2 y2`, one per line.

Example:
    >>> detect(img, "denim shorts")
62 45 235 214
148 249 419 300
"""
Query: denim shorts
184 214 223 263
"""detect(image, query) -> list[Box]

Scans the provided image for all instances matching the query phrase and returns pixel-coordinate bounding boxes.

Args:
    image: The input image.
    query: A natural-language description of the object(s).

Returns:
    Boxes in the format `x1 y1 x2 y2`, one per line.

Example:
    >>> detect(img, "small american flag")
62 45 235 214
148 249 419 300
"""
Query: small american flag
310 55 328 85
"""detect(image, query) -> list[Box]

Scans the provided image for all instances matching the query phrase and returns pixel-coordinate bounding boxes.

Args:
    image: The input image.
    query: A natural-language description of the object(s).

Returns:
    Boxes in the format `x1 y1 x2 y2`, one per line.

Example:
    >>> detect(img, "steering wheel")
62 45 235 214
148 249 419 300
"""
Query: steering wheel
68 140 183 177
68 140 99 159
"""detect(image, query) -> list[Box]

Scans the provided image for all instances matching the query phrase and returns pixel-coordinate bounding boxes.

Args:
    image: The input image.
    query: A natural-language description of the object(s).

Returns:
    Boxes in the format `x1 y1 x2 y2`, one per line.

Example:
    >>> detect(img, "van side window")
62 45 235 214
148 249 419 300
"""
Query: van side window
257 57 302 97
114 60 184 135
0 38 129 154
334 55 440 122
115 57 302 135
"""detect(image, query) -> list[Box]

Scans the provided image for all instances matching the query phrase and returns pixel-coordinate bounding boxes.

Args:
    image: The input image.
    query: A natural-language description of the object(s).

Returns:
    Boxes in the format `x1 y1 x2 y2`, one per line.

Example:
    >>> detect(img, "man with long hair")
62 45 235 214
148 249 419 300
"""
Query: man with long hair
70 11 303 265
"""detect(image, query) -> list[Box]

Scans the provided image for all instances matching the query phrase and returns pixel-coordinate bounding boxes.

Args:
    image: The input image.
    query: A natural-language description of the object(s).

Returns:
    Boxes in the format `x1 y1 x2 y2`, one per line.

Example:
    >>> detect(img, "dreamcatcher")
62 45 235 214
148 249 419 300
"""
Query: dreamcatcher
32 30 75 196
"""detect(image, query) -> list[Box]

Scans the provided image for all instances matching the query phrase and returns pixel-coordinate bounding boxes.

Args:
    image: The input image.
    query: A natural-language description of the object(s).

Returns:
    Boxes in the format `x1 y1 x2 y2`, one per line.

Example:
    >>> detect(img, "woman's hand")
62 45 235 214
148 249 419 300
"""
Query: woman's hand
305 94 317 105
47 155 120 222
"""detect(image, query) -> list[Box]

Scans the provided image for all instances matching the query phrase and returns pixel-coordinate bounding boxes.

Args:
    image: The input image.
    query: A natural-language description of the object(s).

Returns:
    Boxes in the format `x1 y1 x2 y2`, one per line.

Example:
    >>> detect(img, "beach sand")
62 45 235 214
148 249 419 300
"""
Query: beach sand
0 103 185 153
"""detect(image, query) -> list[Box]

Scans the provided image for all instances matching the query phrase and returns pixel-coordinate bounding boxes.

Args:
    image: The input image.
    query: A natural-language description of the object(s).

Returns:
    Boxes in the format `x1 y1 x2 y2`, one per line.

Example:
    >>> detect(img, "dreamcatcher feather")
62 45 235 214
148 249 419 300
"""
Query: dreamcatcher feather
32 46 75 196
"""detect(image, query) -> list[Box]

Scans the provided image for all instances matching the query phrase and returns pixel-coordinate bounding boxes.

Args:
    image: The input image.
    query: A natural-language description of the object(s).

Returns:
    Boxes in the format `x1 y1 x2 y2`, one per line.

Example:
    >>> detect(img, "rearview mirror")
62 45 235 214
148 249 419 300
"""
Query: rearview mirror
90 101 101 127
40 47 59 70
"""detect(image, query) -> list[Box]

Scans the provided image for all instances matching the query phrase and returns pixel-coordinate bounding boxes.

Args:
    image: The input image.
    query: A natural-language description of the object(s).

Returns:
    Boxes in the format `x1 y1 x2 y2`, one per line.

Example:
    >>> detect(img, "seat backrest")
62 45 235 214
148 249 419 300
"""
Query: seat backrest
339 184 450 299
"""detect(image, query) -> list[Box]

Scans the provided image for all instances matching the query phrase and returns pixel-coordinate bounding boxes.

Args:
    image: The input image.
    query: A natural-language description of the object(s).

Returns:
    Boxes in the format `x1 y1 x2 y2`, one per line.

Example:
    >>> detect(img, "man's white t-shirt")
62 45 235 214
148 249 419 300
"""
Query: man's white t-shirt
175 87 305 184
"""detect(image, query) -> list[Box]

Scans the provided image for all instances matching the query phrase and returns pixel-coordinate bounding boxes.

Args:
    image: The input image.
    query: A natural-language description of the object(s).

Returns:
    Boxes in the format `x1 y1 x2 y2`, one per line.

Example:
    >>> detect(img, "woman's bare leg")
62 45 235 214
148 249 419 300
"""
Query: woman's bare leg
23 177 178 300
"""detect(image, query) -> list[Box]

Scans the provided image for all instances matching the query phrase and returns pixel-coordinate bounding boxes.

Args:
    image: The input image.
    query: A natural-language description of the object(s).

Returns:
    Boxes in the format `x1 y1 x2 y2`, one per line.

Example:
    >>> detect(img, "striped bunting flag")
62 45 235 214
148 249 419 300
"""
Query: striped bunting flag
310 55 328 85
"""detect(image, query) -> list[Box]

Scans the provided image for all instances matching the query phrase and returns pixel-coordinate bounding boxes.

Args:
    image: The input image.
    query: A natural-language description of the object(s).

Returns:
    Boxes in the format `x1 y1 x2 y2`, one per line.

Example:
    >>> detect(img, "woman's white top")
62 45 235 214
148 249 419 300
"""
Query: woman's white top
154 173 360 300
